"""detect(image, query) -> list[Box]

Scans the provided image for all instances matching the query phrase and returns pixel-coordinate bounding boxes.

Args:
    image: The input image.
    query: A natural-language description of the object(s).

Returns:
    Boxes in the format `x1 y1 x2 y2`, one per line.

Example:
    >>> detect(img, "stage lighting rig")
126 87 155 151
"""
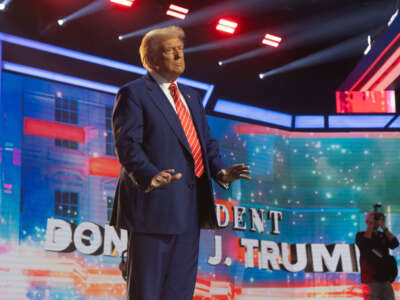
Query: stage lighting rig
216 19 238 34
166 4 189 20
262 34 282 48
110 0 134 7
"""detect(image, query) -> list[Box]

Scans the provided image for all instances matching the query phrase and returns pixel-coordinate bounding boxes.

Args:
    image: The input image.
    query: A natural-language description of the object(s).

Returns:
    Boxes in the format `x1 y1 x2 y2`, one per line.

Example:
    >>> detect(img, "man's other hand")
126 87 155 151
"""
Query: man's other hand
219 163 251 183
150 169 182 188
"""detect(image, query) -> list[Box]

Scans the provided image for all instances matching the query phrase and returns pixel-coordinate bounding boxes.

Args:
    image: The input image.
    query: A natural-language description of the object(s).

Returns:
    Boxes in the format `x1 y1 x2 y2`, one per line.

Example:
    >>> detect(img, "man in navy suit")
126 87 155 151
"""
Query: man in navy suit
110 26 250 300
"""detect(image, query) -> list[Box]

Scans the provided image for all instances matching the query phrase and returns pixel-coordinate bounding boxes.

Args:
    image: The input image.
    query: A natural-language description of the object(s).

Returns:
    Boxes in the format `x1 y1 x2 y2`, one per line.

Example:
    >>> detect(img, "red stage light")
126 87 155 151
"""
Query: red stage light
110 0 134 7
216 19 238 34
262 34 282 48
166 4 189 20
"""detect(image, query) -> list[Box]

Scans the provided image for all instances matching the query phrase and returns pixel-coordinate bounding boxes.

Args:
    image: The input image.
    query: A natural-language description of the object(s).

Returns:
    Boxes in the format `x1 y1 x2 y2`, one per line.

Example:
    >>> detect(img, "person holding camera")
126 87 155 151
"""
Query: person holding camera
356 208 399 300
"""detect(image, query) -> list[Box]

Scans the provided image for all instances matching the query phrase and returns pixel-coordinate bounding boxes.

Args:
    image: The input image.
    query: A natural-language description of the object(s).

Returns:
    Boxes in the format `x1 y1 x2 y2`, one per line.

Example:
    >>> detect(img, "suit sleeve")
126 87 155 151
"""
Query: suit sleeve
112 86 160 189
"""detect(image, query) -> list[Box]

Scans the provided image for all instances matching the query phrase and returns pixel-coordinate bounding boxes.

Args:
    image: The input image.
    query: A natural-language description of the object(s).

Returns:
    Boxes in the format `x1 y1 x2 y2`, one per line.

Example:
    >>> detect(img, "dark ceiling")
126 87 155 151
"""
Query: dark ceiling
0 0 397 114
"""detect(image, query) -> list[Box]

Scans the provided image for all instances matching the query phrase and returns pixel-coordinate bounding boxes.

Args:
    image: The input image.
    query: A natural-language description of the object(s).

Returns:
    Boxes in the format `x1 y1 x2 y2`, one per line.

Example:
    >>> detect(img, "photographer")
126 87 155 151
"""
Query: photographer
356 206 399 300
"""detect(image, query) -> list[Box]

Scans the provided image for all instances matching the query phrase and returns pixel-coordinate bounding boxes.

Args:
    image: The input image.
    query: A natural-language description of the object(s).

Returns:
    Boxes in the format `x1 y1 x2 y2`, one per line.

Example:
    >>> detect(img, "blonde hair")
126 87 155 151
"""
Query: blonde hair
139 26 185 70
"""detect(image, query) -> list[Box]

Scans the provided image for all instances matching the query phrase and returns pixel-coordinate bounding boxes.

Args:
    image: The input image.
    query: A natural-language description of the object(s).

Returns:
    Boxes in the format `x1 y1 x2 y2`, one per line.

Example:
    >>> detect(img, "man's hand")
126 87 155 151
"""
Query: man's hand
378 215 386 230
150 169 182 189
219 163 251 183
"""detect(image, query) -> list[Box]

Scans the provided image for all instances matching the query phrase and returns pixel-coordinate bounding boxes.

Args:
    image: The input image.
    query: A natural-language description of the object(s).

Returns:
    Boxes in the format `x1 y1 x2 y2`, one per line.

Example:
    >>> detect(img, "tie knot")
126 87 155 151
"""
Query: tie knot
169 82 177 92
169 83 178 101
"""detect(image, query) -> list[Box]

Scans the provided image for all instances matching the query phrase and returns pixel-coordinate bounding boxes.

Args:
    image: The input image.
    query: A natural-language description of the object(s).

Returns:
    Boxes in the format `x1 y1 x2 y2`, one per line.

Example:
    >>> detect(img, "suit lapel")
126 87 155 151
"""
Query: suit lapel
144 75 192 157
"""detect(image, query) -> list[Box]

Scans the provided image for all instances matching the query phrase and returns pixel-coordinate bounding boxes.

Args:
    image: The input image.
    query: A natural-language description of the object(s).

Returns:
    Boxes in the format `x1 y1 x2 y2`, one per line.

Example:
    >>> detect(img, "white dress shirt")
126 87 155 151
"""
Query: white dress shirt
149 71 191 114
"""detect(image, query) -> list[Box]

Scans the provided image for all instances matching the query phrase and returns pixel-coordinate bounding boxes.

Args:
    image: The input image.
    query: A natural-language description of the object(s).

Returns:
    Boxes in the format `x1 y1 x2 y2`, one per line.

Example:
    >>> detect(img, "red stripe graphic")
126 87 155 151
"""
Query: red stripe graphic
24 117 86 142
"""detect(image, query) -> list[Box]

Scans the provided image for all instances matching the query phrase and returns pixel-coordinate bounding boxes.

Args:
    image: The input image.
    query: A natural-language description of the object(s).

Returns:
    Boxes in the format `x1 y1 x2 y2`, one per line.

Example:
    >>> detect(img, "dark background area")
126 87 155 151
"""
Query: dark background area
0 0 398 114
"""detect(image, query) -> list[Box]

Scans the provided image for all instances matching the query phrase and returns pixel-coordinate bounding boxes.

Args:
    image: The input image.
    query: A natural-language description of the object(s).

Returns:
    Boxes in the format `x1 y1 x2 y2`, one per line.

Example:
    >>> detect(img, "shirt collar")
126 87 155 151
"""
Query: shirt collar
149 71 177 88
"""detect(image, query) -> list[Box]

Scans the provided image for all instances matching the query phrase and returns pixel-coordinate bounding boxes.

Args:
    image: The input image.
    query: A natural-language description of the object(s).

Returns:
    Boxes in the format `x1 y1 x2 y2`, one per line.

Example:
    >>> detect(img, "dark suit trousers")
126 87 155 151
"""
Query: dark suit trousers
127 175 208 300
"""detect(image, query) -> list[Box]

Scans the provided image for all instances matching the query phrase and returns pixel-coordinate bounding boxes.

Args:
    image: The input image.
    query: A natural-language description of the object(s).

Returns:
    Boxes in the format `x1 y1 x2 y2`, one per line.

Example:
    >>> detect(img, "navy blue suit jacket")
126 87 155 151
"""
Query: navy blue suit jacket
110 74 225 234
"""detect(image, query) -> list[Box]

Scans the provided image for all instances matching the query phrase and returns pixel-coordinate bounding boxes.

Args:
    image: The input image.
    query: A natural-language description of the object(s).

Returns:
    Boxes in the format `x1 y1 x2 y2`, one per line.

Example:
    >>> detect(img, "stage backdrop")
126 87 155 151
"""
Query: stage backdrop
1 71 400 300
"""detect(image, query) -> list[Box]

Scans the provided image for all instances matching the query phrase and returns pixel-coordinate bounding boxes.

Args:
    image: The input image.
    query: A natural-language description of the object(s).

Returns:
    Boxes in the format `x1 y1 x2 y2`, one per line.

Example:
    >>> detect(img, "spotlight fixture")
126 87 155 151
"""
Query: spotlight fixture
216 19 238 34
262 34 282 48
166 4 189 20
118 35 124 41
110 0 134 7
218 61 223 66
57 19 65 26
0 3 5 10
259 73 264 79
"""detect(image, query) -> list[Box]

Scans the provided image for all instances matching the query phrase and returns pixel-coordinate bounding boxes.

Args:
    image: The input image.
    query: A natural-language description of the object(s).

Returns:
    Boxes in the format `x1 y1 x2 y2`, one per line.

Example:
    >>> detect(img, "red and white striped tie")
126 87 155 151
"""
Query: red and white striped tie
169 83 204 178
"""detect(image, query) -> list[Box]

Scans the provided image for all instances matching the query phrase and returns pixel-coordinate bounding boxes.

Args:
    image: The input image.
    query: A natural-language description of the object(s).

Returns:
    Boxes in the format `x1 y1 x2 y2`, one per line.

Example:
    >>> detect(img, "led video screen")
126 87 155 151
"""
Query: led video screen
1 71 399 299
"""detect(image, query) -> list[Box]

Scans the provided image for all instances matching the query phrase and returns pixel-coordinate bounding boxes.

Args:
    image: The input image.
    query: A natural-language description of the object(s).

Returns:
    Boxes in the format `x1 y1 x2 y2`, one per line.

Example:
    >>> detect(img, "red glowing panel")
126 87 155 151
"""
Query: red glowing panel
336 90 396 113
166 4 189 19
89 157 121 178
110 0 134 7
216 19 238 34
24 118 86 142
262 33 282 48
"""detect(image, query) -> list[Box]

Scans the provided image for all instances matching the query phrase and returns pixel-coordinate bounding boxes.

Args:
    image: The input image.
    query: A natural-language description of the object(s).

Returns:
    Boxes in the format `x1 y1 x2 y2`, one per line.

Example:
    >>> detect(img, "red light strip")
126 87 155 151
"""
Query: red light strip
262 33 282 48
350 33 400 91
373 56 400 90
262 39 279 47
219 19 238 28
216 25 235 34
24 118 85 142
365 46 400 90
264 34 282 42
166 4 189 19
216 19 238 34
110 0 134 7
166 10 186 19
169 4 188 14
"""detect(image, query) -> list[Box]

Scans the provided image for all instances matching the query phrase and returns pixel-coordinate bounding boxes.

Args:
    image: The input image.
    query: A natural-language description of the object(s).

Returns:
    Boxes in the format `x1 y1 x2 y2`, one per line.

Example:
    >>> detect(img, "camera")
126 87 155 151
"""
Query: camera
373 203 385 221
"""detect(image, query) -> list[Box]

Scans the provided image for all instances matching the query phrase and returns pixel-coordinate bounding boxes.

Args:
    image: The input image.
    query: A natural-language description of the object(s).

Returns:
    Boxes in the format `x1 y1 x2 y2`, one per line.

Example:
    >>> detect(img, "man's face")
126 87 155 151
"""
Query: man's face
154 37 185 81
